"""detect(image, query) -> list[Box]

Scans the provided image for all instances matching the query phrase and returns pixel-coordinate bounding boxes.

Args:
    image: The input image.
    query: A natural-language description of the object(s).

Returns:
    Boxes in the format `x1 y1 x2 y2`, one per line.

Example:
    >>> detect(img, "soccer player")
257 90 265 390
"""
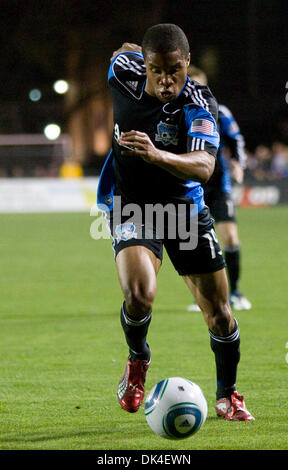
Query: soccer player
186 66 251 312
97 24 254 421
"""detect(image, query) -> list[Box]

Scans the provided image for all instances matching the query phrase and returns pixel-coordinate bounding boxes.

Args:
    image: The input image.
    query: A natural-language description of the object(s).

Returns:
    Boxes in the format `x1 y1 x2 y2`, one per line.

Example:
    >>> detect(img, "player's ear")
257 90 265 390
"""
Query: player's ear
186 53 191 67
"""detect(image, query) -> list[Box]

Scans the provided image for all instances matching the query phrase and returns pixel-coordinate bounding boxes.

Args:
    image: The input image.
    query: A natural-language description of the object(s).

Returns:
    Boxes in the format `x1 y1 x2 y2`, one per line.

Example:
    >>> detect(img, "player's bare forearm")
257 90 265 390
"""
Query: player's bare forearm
151 150 215 184
118 130 215 184
230 159 244 184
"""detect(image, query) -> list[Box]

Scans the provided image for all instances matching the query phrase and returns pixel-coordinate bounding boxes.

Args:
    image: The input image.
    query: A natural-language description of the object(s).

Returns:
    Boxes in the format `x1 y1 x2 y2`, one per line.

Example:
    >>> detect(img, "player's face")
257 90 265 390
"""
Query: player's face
144 49 190 103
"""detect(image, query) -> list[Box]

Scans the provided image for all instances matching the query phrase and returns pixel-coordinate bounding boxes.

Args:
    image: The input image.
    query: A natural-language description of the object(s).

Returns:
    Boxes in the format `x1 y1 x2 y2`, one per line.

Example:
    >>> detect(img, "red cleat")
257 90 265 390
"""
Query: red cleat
215 390 255 421
117 357 150 413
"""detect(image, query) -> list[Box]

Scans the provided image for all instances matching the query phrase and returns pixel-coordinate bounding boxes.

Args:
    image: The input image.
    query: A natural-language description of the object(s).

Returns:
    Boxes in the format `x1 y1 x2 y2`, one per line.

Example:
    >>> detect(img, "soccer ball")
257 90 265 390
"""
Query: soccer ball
145 377 207 439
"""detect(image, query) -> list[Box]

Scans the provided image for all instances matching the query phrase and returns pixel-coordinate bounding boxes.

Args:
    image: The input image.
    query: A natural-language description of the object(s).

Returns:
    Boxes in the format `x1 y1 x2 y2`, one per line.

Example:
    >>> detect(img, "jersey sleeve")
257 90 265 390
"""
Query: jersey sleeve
218 104 247 168
108 51 146 99
184 104 220 157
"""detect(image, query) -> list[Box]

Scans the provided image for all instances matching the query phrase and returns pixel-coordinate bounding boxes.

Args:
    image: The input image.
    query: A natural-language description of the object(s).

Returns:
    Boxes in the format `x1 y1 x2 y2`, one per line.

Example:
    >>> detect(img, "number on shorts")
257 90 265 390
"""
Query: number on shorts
203 229 218 259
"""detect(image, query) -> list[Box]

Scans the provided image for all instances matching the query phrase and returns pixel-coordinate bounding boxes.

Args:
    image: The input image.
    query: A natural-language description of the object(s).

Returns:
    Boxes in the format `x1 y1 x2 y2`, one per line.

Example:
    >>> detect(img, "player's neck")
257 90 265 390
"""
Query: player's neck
144 81 156 98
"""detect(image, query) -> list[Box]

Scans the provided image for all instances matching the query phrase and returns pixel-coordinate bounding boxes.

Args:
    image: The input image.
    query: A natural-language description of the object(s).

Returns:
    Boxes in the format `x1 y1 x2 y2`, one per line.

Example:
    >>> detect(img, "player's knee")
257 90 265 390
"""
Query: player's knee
224 235 239 248
208 301 234 336
125 285 155 319
222 226 239 247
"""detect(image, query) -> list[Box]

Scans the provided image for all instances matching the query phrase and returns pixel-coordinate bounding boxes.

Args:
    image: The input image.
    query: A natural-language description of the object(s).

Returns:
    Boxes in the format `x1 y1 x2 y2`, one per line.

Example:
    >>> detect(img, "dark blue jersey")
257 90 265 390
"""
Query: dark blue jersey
204 104 246 195
97 51 220 212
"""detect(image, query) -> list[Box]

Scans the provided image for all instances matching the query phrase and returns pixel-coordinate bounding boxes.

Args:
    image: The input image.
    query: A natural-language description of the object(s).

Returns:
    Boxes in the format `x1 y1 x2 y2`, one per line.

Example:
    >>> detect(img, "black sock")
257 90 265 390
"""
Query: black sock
224 245 240 293
209 319 240 400
120 302 151 362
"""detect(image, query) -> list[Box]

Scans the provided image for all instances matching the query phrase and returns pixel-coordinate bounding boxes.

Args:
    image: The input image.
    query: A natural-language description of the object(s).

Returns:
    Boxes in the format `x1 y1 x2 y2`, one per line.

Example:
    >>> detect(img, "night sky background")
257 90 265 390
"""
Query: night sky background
1 0 287 151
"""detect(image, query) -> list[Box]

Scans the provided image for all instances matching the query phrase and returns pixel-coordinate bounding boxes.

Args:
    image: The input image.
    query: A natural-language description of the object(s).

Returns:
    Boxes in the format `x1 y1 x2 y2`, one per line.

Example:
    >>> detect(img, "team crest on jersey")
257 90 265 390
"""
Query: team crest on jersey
115 222 138 243
155 121 179 146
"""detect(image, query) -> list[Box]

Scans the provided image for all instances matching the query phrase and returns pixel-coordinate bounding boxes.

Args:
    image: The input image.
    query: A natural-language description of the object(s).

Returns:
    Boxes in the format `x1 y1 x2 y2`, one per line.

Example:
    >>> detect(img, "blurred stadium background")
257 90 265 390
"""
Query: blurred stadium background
0 0 287 212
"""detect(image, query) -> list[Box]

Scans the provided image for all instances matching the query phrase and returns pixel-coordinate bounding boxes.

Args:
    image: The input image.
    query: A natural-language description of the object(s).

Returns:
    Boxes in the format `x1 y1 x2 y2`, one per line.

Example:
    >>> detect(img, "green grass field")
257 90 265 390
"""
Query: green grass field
0 206 287 451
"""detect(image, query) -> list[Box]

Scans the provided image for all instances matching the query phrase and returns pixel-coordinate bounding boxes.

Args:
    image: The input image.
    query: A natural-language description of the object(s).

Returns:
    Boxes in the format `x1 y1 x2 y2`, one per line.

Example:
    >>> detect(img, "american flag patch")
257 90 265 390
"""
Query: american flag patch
191 119 214 135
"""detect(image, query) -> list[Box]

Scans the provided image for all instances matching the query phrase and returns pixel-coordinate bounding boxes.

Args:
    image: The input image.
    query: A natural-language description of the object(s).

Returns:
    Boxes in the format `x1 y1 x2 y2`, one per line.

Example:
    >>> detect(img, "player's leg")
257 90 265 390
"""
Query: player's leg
106 195 163 412
115 244 161 412
184 269 238 401
186 194 215 313
201 191 251 311
183 269 239 399
209 192 240 297
183 268 233 334
183 268 254 421
217 220 241 290
116 244 161 361
166 208 237 399
165 204 254 421
217 217 252 310
106 197 162 361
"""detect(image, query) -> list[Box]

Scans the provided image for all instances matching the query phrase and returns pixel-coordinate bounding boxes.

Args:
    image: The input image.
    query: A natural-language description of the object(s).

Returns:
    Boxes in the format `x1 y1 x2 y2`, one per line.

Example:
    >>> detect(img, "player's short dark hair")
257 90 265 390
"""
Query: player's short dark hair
142 24 190 59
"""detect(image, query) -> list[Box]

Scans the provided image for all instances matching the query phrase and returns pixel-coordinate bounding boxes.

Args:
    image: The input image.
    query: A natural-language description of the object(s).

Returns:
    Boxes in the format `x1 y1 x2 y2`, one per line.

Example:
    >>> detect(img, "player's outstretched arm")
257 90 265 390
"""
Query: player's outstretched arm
110 43 142 62
118 130 215 184
230 160 244 184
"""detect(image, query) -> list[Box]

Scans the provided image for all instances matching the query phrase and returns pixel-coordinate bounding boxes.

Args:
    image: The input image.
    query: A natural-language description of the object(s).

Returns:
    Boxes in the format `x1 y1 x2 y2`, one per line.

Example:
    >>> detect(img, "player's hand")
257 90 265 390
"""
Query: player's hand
118 130 161 164
110 43 142 62
230 160 244 184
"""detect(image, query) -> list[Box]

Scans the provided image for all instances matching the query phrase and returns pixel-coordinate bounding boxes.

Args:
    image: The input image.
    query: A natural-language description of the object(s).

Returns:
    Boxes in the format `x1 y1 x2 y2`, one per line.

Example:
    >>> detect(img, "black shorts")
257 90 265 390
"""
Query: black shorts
204 190 237 223
105 197 226 276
